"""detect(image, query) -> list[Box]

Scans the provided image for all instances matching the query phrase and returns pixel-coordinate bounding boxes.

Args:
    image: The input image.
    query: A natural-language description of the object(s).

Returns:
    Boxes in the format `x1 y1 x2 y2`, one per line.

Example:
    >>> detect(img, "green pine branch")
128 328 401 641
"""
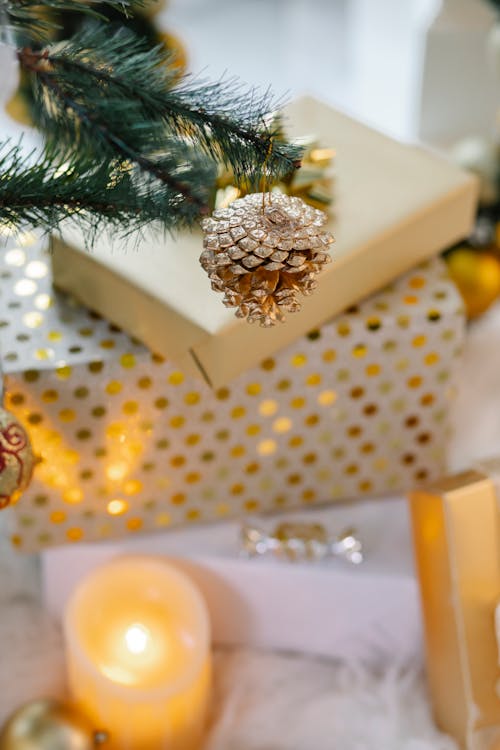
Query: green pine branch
1 21 302 238
18 45 210 211
18 24 302 188
0 140 207 235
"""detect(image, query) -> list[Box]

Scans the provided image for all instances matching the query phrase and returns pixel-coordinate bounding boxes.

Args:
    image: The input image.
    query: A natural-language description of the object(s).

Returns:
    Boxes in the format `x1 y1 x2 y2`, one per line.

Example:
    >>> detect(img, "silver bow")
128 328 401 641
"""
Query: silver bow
240 520 363 565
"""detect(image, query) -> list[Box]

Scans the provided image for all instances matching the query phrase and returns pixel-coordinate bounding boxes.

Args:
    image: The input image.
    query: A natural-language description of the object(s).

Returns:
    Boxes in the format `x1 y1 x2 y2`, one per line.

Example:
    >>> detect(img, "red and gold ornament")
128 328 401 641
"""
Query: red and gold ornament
0 407 34 509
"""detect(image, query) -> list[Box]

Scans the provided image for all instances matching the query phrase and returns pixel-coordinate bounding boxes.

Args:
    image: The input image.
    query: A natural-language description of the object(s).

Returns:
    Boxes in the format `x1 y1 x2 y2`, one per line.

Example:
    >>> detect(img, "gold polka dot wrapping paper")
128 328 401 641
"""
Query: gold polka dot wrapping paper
0 232 465 551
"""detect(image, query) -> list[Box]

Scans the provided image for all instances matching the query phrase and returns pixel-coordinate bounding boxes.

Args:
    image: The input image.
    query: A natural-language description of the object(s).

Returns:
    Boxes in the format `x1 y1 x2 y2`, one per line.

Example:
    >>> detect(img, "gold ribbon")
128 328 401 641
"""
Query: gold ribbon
214 113 335 213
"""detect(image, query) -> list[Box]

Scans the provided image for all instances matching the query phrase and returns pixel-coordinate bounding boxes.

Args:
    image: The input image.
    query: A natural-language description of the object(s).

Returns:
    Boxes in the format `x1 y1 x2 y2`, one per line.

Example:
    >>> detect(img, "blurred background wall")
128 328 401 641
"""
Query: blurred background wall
167 0 500 144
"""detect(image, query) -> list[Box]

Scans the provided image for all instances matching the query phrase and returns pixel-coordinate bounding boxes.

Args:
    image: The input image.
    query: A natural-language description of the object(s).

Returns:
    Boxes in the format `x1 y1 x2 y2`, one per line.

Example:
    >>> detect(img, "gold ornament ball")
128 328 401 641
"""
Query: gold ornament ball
0 700 106 750
446 247 500 319
4 70 34 128
4 90 33 128
137 0 168 18
157 31 188 78
0 407 34 509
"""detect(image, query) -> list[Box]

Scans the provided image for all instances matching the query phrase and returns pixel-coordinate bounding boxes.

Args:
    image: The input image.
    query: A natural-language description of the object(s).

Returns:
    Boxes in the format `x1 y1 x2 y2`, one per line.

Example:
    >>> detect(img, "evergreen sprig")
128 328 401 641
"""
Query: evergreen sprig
44 24 302 182
0 140 209 235
1 22 302 238
18 43 212 211
18 25 301 188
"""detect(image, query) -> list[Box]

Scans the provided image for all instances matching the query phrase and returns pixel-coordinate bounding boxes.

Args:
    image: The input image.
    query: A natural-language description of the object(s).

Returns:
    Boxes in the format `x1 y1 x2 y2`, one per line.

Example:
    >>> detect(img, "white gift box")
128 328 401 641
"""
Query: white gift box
42 496 421 665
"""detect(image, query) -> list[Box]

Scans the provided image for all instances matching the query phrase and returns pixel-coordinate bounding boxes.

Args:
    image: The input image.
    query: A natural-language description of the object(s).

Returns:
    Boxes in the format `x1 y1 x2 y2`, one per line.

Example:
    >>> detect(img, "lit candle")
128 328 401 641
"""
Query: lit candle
64 556 211 750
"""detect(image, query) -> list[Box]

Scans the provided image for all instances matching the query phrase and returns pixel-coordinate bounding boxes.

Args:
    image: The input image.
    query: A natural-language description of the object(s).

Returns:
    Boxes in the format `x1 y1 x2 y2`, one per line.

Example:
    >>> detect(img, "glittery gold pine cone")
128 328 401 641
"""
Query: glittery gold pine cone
200 193 334 326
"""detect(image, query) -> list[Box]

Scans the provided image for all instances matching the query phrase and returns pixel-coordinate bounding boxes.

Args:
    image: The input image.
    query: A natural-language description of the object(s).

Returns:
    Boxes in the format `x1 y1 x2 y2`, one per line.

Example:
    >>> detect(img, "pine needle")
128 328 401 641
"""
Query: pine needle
19 24 302 189
3 22 303 239
0 140 210 237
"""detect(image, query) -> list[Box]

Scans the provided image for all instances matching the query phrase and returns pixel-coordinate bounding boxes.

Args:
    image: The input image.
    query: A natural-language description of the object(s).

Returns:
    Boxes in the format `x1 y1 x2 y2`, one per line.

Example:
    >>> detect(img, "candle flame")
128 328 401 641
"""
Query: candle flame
125 624 150 655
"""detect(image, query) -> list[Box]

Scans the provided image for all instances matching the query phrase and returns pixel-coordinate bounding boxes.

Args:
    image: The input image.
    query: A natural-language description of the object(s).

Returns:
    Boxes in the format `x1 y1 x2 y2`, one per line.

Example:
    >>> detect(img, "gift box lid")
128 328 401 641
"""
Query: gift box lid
51 96 478 386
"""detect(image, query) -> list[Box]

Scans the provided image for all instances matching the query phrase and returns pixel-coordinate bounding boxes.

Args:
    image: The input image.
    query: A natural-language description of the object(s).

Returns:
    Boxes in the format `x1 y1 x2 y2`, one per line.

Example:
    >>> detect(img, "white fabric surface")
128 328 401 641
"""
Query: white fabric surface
3 302 500 748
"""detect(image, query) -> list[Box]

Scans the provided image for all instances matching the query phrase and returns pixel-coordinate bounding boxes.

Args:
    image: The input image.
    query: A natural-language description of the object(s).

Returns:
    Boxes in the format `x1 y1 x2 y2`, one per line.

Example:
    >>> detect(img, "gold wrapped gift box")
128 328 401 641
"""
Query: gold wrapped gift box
410 458 500 750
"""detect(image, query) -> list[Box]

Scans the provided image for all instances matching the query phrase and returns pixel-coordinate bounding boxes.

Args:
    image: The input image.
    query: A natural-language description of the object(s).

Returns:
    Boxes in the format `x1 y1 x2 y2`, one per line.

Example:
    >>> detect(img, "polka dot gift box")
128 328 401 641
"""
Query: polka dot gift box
0 229 464 551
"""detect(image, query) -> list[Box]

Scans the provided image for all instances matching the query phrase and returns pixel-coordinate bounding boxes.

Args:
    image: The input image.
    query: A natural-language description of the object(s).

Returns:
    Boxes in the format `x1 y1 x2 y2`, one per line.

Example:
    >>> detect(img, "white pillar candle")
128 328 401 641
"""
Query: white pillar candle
64 556 211 750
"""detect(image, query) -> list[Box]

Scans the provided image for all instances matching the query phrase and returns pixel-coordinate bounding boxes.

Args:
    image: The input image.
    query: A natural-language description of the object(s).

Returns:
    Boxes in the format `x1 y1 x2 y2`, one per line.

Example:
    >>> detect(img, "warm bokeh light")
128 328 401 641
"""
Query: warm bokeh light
125 623 150 655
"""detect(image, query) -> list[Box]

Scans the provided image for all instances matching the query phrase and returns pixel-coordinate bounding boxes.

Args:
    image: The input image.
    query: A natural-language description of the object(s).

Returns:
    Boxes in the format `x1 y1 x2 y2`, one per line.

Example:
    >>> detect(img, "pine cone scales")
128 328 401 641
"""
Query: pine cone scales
200 193 334 326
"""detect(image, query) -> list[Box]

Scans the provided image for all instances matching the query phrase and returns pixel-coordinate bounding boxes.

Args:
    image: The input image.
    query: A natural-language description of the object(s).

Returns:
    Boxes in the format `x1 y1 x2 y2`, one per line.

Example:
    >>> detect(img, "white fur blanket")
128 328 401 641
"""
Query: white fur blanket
0 532 455 750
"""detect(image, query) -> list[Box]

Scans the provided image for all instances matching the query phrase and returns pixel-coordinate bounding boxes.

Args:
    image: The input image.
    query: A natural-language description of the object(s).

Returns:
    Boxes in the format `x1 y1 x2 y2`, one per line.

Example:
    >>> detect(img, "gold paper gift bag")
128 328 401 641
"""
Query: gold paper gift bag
409 458 500 750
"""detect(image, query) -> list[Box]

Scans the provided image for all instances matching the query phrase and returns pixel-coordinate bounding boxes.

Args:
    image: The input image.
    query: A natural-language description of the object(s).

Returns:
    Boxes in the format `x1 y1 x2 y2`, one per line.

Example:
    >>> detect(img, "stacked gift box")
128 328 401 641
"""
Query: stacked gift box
1 93 487 748
1 248 466 550
0 97 477 551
